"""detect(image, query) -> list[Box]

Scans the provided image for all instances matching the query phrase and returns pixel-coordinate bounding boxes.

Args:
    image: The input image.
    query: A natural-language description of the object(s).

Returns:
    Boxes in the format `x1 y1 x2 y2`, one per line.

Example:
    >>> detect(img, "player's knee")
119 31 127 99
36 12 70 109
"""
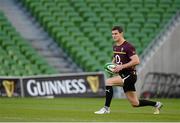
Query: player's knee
131 101 139 107
105 79 112 86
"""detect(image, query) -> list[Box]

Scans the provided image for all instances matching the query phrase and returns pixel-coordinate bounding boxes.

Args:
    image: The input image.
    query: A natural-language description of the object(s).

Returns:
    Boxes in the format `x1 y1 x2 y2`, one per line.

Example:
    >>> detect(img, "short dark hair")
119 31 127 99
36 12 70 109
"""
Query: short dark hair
112 26 123 33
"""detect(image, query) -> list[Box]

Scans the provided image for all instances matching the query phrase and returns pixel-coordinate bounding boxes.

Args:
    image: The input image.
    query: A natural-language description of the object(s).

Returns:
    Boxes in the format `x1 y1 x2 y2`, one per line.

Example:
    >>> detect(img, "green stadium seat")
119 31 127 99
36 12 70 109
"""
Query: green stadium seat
96 23 109 29
102 17 115 25
31 5 46 18
67 27 80 35
87 32 102 41
144 23 157 29
130 13 144 20
116 3 129 9
55 0 69 7
152 8 164 14
43 3 57 11
162 13 174 25
98 27 109 33
88 2 101 9
77 7 92 15
123 8 136 14
62 21 75 29
108 8 120 14
158 1 171 10
88 16 101 24
159 0 172 5
114 13 127 20
62 7 75 14
76 37 90 46
60 36 73 48
93 7 105 16
133 18 145 26
144 0 157 9
103 3 116 10
144 0 157 4
137 8 150 15
126 28 140 36
141 28 154 37
127 23 141 29
172 0 180 9
53 11 65 19
82 12 96 20
147 18 160 26
130 0 143 9
130 0 143 3
146 13 161 25
99 13 113 20
70 16 83 25
27 1 41 11
71 1 86 8
117 18 130 25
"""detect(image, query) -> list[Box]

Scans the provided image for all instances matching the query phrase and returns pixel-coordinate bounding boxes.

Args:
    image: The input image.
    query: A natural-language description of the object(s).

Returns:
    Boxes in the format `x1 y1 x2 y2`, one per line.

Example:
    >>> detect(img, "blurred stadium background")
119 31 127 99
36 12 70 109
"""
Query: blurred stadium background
0 0 179 100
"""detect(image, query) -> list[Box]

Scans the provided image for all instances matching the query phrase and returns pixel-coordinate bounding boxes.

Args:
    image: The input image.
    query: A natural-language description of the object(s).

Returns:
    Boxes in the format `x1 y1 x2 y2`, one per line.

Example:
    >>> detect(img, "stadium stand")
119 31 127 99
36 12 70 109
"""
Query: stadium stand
20 0 179 72
0 11 57 76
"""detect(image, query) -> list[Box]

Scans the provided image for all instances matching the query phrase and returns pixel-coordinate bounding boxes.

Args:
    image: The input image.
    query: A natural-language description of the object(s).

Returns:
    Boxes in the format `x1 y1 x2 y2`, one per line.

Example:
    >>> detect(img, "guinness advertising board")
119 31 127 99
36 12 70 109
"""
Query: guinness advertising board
22 72 105 97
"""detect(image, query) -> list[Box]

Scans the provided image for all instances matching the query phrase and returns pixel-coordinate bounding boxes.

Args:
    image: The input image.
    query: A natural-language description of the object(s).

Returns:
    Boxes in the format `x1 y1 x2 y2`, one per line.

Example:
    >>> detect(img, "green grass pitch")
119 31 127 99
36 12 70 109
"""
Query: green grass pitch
0 98 180 122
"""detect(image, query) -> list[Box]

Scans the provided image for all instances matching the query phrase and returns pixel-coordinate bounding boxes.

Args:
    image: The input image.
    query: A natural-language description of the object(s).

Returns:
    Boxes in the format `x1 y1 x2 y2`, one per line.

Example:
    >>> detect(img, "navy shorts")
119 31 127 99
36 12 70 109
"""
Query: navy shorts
119 71 137 92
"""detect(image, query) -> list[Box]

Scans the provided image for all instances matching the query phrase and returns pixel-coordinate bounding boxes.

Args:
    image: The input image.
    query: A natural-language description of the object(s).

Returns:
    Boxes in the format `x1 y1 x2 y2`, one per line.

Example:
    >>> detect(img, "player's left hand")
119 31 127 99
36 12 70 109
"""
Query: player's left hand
113 64 124 73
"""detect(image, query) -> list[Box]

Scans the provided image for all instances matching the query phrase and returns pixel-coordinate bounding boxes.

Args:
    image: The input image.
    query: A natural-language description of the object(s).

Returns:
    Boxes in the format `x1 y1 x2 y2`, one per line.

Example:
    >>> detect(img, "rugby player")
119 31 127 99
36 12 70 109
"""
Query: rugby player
95 26 163 114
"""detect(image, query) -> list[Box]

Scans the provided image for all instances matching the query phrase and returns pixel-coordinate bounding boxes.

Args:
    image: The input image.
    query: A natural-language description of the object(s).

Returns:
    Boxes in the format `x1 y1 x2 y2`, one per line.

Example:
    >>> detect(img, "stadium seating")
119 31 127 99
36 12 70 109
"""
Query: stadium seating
21 0 179 72
0 11 57 76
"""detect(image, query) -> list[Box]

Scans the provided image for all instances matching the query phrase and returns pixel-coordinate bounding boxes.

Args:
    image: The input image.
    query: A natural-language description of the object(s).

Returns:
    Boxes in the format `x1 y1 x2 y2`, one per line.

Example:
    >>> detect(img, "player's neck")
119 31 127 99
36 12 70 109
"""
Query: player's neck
116 38 125 46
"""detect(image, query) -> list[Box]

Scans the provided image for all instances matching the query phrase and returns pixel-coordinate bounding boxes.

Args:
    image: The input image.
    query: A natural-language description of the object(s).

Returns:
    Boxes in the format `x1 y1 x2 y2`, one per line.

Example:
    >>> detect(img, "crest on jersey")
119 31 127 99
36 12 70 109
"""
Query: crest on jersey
121 48 124 52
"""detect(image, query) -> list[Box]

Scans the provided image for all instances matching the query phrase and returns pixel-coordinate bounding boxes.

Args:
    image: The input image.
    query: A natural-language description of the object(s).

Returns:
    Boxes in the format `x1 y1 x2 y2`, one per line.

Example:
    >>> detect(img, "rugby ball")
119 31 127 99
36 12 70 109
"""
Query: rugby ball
104 63 116 74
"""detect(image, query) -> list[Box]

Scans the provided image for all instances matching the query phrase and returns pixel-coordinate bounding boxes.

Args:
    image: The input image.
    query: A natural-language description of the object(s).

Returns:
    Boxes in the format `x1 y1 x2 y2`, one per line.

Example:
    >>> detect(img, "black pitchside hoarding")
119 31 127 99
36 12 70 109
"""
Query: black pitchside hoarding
22 72 105 97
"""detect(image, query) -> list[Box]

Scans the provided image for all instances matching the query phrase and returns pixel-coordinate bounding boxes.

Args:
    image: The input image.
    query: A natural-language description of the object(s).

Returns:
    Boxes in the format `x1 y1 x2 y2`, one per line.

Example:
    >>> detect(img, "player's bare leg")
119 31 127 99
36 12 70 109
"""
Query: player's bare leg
125 91 163 114
94 76 124 114
106 76 124 86
125 91 139 107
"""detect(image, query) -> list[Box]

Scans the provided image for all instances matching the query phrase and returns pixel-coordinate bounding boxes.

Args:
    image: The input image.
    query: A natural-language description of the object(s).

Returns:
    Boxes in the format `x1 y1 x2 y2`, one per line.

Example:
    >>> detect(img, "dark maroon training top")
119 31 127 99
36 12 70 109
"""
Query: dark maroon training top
113 41 136 74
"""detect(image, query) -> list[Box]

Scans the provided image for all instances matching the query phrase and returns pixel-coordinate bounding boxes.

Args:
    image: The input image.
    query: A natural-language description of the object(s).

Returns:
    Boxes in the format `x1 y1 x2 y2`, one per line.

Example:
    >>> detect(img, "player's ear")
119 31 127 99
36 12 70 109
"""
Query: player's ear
120 32 123 36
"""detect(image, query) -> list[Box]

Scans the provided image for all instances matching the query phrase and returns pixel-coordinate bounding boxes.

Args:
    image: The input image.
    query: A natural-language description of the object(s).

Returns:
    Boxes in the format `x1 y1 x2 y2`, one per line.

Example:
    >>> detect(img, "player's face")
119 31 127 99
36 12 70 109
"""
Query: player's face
112 30 122 41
